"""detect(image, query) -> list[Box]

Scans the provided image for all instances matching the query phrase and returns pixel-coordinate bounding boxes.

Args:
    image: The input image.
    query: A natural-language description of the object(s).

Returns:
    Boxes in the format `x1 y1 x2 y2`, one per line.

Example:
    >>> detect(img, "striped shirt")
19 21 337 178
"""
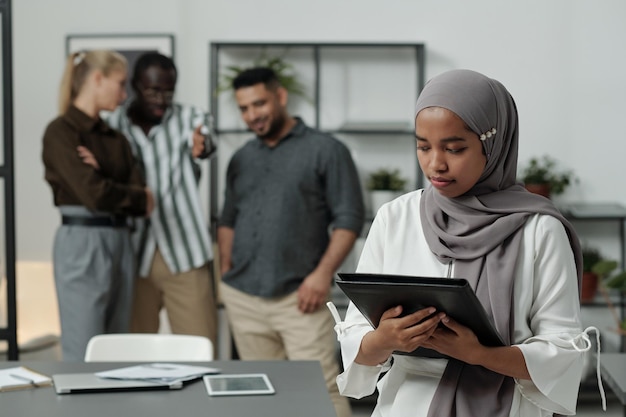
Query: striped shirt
106 103 213 277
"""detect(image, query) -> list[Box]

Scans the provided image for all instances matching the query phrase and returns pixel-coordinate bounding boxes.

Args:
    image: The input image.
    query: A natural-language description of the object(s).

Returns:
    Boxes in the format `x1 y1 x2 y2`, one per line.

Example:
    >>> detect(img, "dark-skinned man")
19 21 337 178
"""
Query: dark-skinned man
218 67 364 417
105 53 217 346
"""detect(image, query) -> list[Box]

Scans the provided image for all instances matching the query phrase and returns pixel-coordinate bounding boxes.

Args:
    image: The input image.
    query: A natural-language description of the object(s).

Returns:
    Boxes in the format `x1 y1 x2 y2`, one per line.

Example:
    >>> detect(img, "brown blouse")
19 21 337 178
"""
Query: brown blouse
42 105 147 216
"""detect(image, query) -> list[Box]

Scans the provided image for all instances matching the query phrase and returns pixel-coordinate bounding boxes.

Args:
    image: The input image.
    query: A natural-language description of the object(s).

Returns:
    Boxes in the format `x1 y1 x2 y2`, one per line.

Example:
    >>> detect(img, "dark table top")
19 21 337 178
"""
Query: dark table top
0 360 337 417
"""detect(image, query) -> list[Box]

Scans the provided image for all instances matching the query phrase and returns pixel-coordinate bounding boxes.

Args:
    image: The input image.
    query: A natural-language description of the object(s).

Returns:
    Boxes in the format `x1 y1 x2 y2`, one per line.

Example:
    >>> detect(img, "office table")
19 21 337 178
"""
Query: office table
0 360 337 417
600 353 626 417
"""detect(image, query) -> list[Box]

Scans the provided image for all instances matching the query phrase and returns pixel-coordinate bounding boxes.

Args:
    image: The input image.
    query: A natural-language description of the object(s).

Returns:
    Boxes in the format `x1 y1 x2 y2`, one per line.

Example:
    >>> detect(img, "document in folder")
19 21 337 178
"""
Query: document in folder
336 273 504 358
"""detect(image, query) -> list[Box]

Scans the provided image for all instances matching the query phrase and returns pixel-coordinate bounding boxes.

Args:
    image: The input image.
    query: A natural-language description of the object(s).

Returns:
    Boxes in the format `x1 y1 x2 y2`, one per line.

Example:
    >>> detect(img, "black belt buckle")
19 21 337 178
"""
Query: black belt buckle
62 215 128 228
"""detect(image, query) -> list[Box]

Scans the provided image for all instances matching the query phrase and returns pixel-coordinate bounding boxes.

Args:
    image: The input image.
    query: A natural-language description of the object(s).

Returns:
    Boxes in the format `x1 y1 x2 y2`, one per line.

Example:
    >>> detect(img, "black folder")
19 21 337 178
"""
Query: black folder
336 273 504 358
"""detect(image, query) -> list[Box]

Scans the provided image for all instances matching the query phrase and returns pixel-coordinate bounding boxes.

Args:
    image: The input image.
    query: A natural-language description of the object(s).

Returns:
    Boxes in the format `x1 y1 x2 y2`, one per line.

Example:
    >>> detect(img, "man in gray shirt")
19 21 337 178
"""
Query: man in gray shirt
218 67 364 417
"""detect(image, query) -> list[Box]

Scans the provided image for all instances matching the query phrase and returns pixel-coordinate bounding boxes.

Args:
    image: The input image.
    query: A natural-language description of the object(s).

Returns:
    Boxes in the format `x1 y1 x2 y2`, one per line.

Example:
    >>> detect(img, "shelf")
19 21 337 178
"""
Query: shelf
332 129 414 135
338 120 414 133
209 42 425 132
581 292 624 308
560 202 626 220
563 202 626 352
217 128 415 136
209 41 426 192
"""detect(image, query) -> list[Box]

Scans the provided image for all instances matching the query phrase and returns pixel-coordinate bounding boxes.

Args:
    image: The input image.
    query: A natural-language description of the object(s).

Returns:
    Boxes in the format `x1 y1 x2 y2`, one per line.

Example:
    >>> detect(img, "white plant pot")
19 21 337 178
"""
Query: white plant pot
370 190 402 216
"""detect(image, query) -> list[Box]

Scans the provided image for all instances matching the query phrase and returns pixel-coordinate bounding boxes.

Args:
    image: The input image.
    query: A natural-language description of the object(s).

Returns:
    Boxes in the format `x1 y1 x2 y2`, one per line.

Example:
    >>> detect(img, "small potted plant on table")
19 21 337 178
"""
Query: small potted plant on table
519 155 575 199
581 246 603 303
367 168 407 216
594 259 626 334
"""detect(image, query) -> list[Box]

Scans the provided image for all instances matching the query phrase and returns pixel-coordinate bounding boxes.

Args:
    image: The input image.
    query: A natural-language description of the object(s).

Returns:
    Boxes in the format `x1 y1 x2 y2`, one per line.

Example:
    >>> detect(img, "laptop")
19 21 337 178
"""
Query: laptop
52 372 183 395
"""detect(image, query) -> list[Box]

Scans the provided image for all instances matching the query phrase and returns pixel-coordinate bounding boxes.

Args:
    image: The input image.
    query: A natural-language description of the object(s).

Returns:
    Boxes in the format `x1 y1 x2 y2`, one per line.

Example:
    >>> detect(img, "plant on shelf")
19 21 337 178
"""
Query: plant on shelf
367 169 407 216
367 168 407 192
581 246 603 303
593 259 626 333
216 50 309 101
519 155 575 198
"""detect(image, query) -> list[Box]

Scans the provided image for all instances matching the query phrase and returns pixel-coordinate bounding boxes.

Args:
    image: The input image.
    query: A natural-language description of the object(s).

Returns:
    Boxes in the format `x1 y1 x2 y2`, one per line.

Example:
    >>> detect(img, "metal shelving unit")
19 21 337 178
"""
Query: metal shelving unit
209 42 425 134
208 41 426 232
560 202 626 352
0 0 17 360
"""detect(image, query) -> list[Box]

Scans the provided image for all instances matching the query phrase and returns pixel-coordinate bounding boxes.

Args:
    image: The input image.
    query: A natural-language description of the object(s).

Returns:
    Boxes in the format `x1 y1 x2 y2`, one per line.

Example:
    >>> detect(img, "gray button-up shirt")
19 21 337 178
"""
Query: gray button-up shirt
219 118 365 297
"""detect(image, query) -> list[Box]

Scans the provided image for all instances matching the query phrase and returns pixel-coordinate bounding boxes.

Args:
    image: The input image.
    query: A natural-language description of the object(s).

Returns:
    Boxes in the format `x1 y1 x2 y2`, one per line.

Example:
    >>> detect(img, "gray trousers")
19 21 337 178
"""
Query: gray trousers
53 206 135 362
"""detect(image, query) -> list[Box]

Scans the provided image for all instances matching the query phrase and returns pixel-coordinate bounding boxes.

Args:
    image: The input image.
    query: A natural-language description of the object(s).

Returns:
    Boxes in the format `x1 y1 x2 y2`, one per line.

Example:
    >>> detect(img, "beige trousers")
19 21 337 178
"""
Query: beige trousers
220 282 351 417
130 249 218 347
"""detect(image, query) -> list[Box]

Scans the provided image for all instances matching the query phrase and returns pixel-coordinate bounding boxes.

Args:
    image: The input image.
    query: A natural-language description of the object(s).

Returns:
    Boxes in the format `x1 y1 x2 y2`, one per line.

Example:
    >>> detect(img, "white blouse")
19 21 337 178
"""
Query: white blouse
336 190 588 417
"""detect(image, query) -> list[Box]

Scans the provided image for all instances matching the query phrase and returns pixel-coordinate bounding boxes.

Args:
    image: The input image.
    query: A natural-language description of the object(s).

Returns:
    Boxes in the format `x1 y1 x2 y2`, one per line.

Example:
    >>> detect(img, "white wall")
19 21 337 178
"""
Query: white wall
14 0 626 262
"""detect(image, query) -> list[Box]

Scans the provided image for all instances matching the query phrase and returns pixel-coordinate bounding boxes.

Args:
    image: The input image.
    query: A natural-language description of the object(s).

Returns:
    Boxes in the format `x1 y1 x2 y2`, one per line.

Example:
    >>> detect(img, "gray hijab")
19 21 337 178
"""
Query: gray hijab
415 69 582 417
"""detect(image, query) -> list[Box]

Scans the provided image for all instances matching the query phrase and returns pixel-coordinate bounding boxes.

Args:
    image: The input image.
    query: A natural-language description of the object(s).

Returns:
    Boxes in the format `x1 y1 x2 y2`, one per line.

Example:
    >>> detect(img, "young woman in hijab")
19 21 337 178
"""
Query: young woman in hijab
335 69 590 416
42 50 154 361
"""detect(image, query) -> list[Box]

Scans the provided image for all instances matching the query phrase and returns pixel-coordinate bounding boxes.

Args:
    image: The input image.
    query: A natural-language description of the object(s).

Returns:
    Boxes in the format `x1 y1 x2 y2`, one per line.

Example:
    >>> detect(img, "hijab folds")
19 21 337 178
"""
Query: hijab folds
416 69 582 417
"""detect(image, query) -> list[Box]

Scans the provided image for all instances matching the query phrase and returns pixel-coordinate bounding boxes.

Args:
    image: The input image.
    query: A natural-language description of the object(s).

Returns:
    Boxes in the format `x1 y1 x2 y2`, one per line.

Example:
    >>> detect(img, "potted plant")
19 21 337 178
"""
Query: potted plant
581 246 603 303
216 50 309 101
367 168 407 215
519 155 575 198
593 259 626 334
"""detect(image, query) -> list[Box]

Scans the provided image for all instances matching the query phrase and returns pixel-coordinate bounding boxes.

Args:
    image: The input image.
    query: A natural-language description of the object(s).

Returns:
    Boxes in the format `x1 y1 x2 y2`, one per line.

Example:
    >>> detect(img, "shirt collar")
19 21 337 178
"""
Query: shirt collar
65 105 112 133
123 101 176 124
290 117 306 136
256 117 305 148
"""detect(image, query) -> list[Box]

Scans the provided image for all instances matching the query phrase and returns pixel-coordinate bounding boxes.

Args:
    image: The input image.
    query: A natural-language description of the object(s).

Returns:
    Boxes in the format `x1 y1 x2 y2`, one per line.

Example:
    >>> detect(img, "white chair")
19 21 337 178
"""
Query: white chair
84 333 214 362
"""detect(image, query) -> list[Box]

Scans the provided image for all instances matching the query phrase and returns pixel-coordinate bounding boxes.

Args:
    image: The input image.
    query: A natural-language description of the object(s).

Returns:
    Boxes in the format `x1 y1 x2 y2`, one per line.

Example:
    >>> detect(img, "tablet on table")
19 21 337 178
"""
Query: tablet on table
203 373 275 396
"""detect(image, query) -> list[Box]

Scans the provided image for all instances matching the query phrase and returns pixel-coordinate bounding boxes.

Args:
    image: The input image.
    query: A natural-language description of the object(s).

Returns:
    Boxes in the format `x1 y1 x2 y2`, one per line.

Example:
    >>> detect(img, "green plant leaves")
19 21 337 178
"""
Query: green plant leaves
582 246 603 272
592 260 618 277
216 50 310 102
604 271 626 291
367 169 407 191
590 258 626 291
519 155 575 195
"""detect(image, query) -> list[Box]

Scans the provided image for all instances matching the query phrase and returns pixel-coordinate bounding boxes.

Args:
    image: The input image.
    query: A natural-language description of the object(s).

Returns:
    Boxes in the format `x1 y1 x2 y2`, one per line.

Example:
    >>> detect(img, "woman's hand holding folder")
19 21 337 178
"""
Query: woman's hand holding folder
356 305 445 366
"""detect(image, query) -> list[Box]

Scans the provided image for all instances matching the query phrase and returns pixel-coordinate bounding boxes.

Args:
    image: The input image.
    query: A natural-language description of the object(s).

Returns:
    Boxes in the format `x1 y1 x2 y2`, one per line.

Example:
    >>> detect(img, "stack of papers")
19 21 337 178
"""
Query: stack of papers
0 366 52 392
95 363 221 385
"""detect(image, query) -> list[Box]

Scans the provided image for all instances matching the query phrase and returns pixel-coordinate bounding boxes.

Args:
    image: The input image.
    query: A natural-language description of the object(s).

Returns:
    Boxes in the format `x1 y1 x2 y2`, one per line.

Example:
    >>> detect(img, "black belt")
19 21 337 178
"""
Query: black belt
62 215 128 228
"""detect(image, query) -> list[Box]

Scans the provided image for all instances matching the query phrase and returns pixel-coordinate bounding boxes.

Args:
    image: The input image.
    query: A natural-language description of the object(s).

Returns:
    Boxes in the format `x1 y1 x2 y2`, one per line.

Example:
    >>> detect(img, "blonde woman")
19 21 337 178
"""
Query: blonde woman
42 50 153 361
